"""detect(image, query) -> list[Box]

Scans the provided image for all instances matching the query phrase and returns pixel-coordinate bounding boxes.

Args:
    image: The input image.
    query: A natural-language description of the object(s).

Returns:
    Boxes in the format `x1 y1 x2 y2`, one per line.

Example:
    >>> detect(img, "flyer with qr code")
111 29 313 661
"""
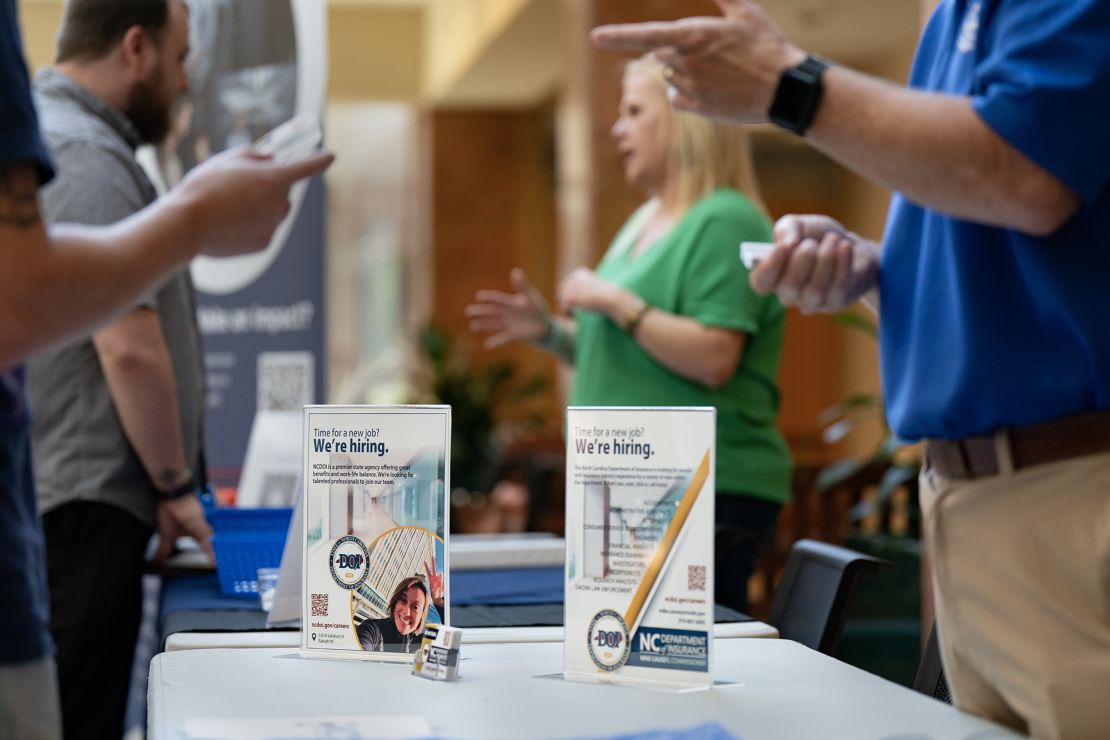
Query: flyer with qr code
301 405 450 662
564 407 715 688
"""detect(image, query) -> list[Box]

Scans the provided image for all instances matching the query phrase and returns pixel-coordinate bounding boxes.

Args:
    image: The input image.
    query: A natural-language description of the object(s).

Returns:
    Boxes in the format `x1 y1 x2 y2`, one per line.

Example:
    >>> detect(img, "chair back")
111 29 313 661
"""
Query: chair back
767 539 891 655
913 624 952 703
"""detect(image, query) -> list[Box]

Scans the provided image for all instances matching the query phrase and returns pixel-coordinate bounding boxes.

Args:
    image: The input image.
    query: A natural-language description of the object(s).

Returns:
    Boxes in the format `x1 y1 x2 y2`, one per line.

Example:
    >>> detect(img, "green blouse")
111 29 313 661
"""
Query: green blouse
569 189 791 503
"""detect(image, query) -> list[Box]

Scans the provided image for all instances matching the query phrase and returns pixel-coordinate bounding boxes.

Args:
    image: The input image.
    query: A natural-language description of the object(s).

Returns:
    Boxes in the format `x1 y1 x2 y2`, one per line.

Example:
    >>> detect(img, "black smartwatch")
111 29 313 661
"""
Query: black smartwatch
769 54 830 136
156 470 196 501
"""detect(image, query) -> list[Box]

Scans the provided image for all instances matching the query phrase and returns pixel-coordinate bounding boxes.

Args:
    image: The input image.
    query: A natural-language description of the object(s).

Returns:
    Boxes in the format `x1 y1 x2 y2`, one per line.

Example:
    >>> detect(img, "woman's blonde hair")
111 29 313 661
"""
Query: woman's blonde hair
625 53 766 215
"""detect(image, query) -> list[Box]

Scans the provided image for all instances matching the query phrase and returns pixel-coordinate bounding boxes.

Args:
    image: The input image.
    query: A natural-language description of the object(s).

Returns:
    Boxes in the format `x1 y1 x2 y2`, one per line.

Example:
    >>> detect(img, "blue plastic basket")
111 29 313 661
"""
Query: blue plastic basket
208 506 294 597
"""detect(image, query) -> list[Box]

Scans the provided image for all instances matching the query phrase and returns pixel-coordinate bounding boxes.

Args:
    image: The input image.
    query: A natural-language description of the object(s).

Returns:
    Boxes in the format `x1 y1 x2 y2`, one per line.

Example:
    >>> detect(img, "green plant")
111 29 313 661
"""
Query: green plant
413 326 547 494
816 311 922 538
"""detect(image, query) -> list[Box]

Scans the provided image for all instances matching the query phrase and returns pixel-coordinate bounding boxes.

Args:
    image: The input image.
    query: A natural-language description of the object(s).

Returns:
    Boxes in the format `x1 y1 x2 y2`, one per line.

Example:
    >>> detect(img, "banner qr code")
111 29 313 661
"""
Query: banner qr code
258 351 314 411
311 593 328 617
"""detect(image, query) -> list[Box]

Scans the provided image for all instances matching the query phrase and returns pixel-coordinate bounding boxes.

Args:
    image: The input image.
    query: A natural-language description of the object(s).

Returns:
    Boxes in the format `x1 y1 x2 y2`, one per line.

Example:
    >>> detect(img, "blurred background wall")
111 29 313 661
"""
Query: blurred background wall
17 0 935 557
18 0 945 678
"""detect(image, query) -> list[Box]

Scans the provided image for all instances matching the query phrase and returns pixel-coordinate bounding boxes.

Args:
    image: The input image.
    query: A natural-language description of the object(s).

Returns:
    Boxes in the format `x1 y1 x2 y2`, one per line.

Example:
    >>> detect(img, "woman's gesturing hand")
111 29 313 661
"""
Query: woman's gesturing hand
465 268 552 349
556 267 621 317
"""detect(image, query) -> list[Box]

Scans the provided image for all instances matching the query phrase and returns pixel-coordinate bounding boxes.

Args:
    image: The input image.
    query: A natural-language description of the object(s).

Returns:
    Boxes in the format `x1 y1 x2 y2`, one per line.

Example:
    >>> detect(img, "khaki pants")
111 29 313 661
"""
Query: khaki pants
921 451 1110 739
0 656 61 740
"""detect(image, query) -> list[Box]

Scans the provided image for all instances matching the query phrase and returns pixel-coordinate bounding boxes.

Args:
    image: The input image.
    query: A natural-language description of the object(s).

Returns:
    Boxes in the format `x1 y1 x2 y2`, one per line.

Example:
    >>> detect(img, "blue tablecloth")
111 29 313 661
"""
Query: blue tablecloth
158 567 747 648
161 565 567 617
452 566 565 605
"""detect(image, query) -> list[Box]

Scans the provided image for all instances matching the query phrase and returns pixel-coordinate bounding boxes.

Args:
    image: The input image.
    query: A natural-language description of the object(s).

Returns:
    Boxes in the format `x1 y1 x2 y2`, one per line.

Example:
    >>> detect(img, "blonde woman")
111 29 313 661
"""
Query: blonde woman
466 54 789 612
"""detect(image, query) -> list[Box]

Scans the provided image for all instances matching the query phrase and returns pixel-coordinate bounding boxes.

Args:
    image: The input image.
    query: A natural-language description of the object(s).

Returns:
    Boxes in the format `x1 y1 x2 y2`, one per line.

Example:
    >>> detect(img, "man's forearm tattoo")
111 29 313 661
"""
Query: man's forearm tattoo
0 167 41 229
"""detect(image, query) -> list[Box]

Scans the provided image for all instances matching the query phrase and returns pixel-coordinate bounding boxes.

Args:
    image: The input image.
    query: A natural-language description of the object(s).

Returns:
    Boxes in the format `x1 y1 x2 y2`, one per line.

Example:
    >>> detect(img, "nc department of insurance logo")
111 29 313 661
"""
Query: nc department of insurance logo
587 609 631 671
329 535 370 590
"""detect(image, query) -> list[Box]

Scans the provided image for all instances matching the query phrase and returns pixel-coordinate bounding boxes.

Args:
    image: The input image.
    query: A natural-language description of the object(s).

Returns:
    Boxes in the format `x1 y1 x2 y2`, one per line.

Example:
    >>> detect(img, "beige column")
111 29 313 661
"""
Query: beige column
921 0 943 25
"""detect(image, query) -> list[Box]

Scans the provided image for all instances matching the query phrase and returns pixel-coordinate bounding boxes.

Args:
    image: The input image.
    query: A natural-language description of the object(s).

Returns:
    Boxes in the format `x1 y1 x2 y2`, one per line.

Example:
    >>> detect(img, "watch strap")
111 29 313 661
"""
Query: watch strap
157 473 197 501
795 54 830 79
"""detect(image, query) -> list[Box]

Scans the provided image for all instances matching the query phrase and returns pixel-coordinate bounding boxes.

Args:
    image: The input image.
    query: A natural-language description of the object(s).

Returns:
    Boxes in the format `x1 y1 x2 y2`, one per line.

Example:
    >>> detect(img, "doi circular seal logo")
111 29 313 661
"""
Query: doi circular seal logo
587 609 630 671
329 536 369 590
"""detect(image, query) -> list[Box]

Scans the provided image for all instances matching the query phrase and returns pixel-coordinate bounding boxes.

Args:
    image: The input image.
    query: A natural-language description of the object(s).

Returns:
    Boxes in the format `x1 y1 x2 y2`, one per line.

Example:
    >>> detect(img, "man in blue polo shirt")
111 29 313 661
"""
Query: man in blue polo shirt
595 1 1110 737
0 1 332 734
0 5 58 735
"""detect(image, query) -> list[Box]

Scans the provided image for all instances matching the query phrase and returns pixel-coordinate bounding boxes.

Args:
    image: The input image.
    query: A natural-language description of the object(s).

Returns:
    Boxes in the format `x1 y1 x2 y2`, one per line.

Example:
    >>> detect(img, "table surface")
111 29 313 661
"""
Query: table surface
148 640 1020 740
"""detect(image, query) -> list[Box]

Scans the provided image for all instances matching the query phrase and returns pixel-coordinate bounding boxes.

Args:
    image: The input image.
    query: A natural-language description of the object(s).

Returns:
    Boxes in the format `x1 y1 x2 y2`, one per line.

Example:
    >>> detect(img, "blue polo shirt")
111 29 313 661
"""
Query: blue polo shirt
1 0 55 664
881 0 1110 441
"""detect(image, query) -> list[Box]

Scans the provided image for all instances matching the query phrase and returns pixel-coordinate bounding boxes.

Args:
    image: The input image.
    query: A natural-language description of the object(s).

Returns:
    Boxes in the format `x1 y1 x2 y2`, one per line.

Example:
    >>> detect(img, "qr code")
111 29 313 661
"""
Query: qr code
257 351 314 411
311 593 328 617
688 565 706 592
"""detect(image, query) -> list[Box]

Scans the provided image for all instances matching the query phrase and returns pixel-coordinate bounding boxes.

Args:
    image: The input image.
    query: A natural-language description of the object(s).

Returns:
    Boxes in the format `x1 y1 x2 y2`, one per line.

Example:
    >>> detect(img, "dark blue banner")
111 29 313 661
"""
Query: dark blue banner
172 0 328 485
197 177 326 482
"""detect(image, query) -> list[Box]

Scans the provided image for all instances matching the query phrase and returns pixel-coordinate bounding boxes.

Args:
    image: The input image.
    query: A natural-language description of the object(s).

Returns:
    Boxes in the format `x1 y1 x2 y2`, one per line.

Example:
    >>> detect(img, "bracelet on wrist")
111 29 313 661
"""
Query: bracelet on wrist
155 469 196 501
622 299 651 335
541 314 564 351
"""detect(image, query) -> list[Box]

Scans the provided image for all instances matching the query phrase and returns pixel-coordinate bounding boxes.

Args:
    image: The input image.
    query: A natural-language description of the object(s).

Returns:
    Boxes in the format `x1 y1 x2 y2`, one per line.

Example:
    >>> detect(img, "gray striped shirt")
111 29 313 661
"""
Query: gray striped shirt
27 68 206 526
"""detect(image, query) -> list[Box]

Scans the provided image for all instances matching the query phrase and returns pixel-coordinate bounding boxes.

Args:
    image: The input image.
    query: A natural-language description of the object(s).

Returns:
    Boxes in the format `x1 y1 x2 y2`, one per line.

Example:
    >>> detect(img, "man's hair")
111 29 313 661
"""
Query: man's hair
55 0 172 64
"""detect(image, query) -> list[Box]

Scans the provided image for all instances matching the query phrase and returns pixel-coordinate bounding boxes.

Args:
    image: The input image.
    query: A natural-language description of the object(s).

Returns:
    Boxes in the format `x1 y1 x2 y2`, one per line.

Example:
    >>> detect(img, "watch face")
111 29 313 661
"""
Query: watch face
772 73 811 124
769 65 824 135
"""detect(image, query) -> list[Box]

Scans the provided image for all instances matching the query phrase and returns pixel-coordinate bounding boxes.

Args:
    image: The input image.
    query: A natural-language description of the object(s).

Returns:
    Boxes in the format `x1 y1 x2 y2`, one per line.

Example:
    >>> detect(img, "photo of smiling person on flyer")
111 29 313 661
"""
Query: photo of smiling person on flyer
357 559 445 654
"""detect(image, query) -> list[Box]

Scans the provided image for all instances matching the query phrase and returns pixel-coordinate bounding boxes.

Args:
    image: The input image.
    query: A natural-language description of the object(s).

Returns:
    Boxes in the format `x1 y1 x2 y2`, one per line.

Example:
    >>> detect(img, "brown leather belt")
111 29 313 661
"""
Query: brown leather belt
925 411 1110 480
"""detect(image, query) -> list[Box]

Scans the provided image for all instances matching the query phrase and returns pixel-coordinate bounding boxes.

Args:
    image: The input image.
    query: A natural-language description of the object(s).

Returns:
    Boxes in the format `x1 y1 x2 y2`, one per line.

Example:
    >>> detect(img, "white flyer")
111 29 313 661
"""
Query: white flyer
301 405 450 662
564 407 715 688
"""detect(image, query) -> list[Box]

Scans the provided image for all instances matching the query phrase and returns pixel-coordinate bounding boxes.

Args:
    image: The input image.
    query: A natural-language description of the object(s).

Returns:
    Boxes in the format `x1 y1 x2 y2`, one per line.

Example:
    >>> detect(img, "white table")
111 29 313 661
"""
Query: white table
163 621 778 651
148 639 1020 739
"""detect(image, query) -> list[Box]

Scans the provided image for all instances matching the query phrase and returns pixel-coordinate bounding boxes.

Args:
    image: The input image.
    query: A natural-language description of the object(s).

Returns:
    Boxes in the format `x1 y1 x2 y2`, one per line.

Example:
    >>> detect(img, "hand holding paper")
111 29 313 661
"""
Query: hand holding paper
750 214 880 314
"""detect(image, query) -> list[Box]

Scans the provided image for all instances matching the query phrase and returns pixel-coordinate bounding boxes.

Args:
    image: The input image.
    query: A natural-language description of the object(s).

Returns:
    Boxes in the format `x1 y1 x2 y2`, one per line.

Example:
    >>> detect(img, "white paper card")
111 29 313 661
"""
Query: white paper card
237 410 304 508
266 481 305 627
564 407 715 688
301 405 450 662
739 241 774 269
253 112 323 164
